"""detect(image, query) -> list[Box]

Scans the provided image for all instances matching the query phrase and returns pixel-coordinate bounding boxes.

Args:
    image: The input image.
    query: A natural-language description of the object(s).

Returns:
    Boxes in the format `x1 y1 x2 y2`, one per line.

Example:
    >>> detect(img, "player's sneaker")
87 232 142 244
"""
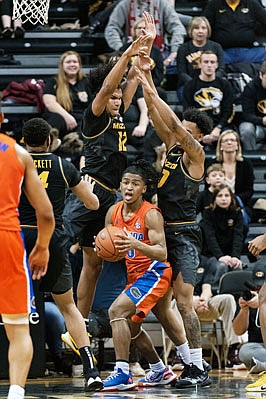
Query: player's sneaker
246 371 266 392
225 348 246 370
138 366 177 387
102 368 136 391
61 331 96 361
174 364 212 388
84 366 103 392
130 362 146 376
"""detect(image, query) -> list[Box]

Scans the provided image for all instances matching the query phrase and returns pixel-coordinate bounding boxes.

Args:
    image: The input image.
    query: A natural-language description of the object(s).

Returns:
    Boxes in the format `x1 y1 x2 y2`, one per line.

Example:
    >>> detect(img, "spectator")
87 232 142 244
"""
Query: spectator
239 60 266 150
176 16 225 94
0 0 25 38
183 51 234 150
42 51 93 140
233 262 266 373
196 163 225 215
201 183 245 290
193 260 245 370
104 0 187 67
209 129 254 222
203 0 266 64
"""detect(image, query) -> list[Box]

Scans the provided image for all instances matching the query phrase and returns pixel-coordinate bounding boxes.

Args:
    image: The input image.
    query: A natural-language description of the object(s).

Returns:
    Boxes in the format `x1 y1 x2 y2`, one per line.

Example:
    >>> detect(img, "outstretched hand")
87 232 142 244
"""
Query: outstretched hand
143 11 156 42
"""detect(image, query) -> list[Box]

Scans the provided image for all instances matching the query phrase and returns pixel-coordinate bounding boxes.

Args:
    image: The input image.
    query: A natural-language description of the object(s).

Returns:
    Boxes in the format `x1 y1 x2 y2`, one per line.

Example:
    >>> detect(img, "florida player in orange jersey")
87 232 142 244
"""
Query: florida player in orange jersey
100 160 176 391
0 112 55 399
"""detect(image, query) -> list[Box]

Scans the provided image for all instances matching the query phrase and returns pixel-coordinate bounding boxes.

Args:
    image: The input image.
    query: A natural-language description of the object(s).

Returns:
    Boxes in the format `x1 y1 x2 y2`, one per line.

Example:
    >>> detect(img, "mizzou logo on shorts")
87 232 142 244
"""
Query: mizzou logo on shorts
130 287 142 299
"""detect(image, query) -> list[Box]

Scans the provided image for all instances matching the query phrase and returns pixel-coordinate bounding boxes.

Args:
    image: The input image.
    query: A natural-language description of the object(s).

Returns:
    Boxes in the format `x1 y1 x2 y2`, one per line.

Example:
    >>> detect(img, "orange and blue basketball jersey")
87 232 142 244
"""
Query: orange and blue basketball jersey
0 134 35 315
111 200 172 322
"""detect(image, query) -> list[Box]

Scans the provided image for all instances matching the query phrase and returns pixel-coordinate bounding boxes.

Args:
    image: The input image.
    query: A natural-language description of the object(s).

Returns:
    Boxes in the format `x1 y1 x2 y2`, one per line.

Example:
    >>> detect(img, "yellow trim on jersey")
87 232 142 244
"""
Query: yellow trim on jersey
82 117 112 139
88 175 117 194
58 156 69 188
30 152 52 156
20 225 37 228
180 158 203 182
165 220 196 226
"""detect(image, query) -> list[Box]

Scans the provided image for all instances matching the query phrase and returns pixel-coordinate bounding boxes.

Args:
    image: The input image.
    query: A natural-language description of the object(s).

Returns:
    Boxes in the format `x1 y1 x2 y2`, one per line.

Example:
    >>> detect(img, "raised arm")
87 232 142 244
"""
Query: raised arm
71 176 99 210
18 145 55 279
136 66 205 173
92 35 149 117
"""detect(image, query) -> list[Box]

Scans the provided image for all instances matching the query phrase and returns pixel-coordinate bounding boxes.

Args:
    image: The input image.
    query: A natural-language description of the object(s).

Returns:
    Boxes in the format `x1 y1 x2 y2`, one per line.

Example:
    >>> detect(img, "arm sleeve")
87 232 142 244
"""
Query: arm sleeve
231 210 244 258
162 4 186 52
217 80 234 128
240 83 264 125
176 43 193 86
43 78 57 95
202 210 224 259
104 2 127 51
215 44 225 78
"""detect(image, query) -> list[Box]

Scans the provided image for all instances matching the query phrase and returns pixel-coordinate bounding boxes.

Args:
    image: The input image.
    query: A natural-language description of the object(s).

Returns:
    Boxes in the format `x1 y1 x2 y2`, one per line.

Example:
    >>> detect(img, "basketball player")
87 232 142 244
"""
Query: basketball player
136 63 213 387
245 233 266 392
66 13 156 323
0 113 55 399
102 160 176 391
19 118 103 392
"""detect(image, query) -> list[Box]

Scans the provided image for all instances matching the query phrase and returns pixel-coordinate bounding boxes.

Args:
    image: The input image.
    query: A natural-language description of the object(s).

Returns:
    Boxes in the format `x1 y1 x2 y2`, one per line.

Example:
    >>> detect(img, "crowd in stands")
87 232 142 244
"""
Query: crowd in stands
0 0 266 385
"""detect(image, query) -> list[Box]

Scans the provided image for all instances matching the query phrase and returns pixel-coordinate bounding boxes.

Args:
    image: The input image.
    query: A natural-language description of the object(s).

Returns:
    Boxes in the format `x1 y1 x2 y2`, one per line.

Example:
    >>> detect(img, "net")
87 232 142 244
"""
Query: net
13 0 51 25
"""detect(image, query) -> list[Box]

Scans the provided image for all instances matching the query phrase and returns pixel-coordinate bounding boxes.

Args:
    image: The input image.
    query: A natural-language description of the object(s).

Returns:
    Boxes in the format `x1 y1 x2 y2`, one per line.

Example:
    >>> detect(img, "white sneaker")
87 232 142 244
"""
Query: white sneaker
129 362 146 376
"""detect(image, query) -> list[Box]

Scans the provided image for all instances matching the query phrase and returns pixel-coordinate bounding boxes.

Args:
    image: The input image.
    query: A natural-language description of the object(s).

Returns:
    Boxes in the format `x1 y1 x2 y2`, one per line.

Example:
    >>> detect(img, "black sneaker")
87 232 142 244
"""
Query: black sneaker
84 366 103 392
174 364 212 389
203 359 212 372
225 349 246 370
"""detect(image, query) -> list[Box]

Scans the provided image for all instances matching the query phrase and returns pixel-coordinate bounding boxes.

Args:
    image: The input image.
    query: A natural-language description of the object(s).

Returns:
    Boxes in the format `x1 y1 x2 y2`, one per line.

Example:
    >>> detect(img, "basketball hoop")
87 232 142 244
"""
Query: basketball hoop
13 0 51 25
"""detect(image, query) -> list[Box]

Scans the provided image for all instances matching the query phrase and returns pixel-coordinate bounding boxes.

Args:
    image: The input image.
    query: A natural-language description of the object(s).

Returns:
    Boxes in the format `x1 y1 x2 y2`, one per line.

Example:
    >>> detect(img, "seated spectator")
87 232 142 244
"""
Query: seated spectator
42 51 93 140
208 129 254 224
0 0 24 38
239 60 266 150
183 51 234 150
104 0 187 67
200 183 245 289
193 260 245 369
176 16 225 95
196 163 225 215
233 262 266 373
203 0 266 64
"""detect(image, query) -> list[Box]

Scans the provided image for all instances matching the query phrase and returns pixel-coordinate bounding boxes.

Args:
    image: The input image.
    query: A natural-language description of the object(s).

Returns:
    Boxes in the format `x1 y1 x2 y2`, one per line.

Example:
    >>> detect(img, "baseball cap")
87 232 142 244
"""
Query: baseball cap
252 263 266 286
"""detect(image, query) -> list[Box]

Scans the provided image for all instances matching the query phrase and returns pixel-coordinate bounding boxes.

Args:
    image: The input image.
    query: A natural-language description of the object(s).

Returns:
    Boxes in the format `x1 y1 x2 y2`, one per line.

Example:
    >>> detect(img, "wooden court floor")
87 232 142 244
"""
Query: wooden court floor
0 369 263 399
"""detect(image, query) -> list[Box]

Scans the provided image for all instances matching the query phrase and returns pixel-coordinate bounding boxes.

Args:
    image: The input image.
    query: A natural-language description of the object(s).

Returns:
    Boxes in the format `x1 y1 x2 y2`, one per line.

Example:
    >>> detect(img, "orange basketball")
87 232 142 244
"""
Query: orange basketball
95 225 126 262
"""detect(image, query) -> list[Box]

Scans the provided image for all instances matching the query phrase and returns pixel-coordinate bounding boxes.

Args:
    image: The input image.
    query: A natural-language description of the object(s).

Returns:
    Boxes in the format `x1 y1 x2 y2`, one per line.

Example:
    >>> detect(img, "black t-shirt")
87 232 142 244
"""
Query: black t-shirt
19 152 81 228
44 77 93 121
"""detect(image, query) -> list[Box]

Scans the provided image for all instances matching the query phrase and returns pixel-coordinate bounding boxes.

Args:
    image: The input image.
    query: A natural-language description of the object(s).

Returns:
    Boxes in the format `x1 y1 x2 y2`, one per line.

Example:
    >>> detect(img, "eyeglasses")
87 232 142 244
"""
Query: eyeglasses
221 138 237 143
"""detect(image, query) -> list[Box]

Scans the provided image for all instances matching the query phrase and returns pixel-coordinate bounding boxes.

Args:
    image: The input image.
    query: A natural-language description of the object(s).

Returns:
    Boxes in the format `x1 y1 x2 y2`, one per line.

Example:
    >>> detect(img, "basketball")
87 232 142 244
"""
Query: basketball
95 225 126 262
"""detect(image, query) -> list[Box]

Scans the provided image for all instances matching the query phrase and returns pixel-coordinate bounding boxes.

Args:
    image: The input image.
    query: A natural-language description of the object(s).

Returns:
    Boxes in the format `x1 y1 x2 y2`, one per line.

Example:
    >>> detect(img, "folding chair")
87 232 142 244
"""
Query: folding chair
218 270 253 297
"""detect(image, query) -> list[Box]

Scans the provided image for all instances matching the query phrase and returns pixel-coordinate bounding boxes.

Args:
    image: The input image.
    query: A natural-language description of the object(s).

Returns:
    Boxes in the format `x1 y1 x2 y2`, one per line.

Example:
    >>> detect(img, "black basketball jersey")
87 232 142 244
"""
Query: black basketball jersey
82 102 127 189
19 152 81 228
157 144 203 222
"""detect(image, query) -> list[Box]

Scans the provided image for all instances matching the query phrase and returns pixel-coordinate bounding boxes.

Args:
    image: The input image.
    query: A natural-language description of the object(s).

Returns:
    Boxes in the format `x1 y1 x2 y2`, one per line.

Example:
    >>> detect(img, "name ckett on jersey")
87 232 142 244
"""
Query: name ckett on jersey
33 159 52 169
